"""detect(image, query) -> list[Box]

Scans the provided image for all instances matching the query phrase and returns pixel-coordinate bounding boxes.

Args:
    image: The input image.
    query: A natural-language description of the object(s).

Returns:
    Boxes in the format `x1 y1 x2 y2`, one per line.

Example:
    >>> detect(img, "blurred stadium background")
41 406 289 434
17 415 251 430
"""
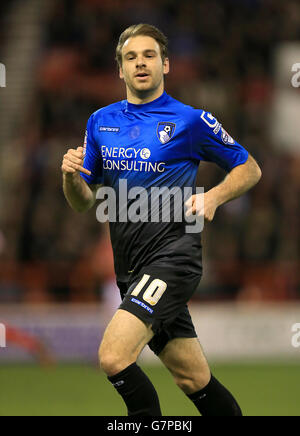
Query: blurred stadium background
0 0 300 416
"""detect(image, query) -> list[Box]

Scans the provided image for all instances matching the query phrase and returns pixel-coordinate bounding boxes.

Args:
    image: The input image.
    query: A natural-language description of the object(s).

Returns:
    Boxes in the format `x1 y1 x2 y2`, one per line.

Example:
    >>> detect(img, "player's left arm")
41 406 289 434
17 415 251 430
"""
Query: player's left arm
187 110 262 221
186 154 262 221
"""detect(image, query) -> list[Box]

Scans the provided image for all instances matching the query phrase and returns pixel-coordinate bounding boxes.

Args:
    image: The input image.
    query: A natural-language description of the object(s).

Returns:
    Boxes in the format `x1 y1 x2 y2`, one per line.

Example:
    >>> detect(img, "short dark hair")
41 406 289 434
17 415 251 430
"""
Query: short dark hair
115 23 169 68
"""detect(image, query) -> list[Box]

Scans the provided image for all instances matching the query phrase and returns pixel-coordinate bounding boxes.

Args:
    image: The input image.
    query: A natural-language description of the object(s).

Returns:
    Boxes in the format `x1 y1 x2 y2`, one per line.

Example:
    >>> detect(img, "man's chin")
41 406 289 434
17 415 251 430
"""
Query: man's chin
132 84 155 96
135 82 152 90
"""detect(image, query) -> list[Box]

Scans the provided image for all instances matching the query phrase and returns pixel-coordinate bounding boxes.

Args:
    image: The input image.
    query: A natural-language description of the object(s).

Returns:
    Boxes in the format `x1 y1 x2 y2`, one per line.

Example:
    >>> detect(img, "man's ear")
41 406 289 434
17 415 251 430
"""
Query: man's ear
119 66 124 80
163 58 170 75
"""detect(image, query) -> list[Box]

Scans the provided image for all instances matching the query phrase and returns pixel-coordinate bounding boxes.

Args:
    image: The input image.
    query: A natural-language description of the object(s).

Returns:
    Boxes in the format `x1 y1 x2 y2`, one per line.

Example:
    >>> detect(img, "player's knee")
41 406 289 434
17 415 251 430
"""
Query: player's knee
99 349 123 376
98 343 130 376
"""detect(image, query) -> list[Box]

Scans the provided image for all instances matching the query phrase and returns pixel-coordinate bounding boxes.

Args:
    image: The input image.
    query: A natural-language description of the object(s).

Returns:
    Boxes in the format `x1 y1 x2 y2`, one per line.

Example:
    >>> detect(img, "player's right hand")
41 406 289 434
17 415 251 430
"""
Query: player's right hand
61 147 91 177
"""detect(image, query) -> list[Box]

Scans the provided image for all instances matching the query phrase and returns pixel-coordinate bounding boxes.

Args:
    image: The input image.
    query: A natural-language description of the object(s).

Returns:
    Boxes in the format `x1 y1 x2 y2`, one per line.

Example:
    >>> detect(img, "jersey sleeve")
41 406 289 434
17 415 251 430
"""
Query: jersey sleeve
190 110 249 172
80 113 104 185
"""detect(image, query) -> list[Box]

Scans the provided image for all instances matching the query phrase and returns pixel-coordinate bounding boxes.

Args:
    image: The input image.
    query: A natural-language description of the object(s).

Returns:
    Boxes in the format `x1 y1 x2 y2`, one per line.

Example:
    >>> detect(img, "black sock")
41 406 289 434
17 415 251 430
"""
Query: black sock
107 362 162 416
187 374 243 416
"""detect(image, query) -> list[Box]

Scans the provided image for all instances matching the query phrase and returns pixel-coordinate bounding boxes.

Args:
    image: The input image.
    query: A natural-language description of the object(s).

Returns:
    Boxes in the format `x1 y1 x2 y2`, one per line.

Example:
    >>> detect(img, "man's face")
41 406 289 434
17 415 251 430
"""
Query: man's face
119 35 169 97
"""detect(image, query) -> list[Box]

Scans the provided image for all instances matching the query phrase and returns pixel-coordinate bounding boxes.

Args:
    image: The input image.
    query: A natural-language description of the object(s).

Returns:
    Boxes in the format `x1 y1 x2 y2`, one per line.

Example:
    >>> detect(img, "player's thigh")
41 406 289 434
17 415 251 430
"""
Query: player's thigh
100 309 154 367
158 337 210 385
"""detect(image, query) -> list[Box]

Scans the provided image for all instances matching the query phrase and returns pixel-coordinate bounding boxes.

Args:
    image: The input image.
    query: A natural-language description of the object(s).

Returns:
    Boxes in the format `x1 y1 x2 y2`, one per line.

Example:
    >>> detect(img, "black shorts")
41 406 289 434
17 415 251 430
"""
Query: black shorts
117 259 202 356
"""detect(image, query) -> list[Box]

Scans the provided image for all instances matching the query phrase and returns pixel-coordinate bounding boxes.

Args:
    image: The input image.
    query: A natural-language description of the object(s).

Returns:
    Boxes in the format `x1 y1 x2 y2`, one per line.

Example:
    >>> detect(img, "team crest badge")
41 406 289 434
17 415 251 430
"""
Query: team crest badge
157 122 176 144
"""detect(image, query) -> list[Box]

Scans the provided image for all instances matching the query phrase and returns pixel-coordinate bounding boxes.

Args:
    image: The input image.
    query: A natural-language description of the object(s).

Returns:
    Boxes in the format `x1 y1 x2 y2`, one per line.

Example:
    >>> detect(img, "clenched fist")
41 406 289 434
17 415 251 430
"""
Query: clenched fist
61 147 91 177
185 191 219 222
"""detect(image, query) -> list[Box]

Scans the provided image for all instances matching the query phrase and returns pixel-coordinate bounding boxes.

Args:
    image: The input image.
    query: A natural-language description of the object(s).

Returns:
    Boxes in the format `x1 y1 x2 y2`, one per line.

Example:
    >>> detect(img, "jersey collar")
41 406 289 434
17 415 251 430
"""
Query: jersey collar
124 91 169 113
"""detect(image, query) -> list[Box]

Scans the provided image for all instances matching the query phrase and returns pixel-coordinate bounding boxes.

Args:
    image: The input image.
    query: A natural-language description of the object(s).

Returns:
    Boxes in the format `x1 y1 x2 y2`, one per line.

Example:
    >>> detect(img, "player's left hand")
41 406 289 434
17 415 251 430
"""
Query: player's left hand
185 191 219 222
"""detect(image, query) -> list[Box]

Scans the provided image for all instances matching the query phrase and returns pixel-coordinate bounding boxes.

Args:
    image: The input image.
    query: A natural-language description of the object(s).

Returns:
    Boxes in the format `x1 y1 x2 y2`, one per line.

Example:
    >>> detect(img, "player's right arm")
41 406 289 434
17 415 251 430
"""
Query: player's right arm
62 113 104 213
62 147 100 213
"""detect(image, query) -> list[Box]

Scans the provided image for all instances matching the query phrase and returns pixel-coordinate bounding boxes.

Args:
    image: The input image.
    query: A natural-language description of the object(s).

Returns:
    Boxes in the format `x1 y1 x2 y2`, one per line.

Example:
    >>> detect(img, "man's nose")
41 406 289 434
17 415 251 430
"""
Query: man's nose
136 56 146 67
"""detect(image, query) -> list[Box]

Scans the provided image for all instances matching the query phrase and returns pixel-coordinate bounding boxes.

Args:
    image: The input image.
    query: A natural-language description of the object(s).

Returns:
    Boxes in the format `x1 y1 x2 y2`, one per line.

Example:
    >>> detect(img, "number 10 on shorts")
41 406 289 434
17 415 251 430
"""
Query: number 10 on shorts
131 274 167 306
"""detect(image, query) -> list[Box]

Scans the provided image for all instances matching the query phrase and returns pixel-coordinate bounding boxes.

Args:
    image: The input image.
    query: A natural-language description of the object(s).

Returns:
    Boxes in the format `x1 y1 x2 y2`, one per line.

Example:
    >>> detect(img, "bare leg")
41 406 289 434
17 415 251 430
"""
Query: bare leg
99 309 154 376
159 337 211 394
